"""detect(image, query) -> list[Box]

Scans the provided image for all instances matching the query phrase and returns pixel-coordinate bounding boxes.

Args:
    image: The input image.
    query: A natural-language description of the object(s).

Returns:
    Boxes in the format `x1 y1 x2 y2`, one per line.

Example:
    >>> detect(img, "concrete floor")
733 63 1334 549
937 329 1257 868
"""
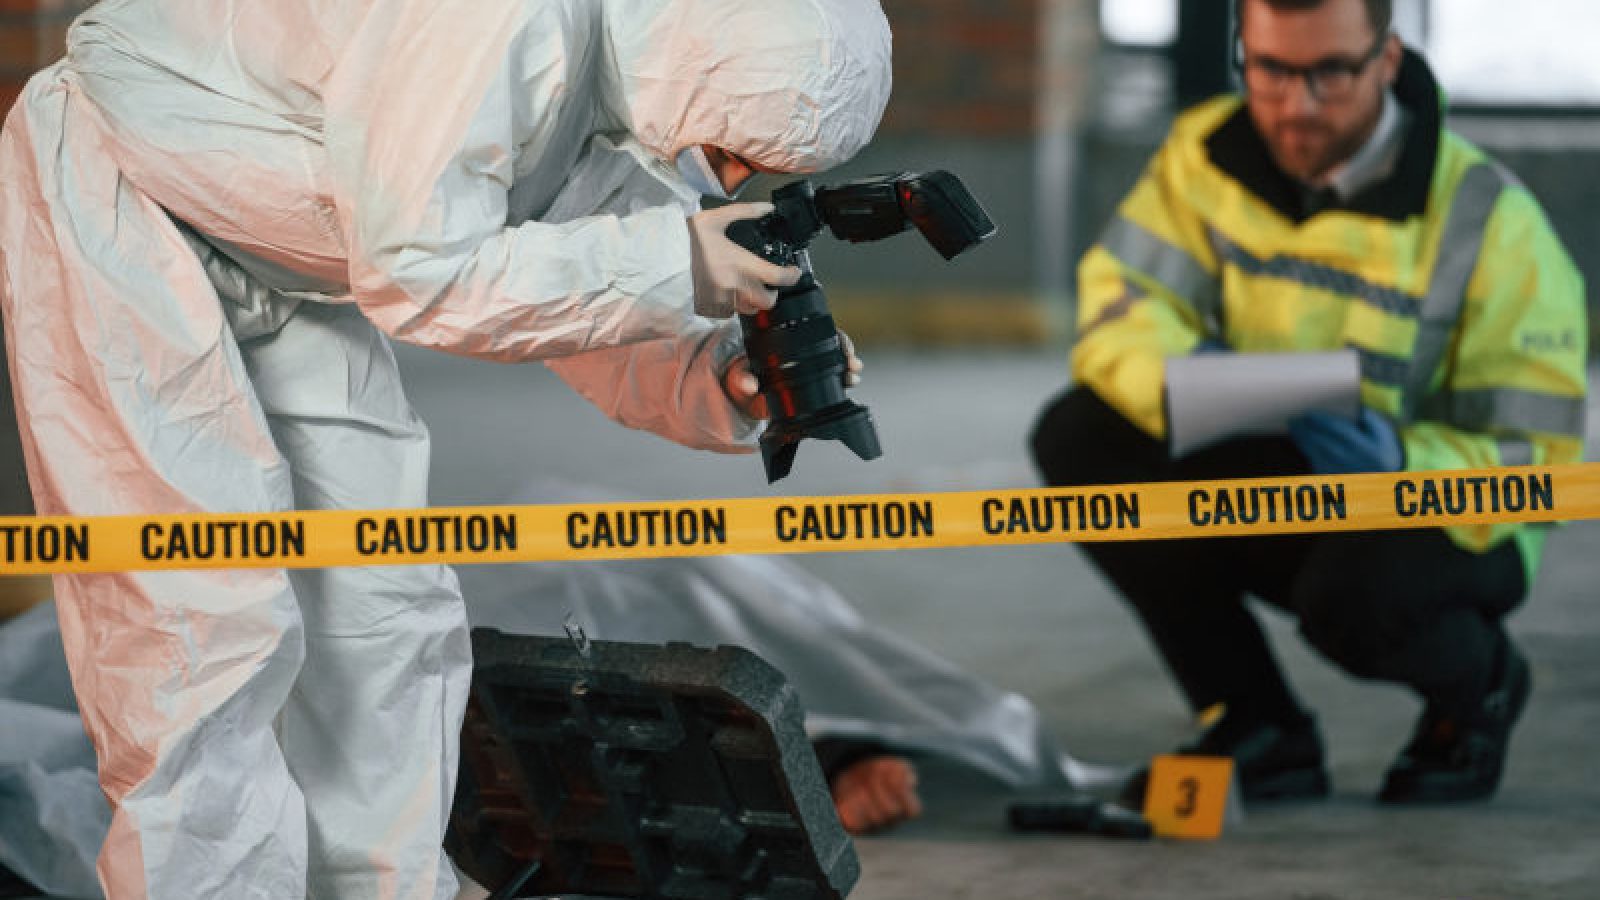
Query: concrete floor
398 344 1600 900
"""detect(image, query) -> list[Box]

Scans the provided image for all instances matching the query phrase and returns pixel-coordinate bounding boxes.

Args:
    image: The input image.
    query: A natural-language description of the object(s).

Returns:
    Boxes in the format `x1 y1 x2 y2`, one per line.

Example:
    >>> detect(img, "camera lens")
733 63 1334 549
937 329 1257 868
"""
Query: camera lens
740 277 881 482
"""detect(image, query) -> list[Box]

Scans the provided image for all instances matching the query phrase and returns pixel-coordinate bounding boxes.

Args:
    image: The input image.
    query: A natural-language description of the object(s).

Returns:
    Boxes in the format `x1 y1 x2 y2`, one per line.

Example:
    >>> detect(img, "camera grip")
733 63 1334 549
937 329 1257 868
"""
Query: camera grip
725 217 788 265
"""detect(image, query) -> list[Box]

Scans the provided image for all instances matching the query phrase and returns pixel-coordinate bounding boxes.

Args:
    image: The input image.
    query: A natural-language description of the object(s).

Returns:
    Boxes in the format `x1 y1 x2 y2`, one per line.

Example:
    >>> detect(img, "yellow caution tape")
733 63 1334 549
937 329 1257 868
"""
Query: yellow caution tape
0 464 1595 575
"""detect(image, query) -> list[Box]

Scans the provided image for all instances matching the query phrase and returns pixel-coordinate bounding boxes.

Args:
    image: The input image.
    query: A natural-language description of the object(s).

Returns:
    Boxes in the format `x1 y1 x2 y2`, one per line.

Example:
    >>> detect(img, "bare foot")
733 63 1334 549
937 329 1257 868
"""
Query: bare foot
829 755 923 835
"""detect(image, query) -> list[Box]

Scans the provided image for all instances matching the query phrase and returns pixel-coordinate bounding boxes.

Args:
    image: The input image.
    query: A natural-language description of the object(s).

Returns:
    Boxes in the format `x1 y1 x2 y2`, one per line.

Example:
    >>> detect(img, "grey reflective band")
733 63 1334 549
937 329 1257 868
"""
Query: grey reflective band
1421 387 1588 438
1355 345 1409 389
1209 230 1420 319
1077 282 1146 340
1402 163 1511 420
1497 440 1536 467
1099 215 1221 323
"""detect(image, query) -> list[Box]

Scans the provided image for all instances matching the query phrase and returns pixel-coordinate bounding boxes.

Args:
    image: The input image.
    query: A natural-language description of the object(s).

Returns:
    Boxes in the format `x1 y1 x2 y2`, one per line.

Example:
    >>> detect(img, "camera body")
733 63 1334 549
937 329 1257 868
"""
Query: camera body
727 172 996 482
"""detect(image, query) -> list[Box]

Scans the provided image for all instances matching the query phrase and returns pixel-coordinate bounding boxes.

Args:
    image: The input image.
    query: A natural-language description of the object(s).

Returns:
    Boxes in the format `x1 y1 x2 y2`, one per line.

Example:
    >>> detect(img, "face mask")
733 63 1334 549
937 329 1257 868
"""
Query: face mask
674 145 730 200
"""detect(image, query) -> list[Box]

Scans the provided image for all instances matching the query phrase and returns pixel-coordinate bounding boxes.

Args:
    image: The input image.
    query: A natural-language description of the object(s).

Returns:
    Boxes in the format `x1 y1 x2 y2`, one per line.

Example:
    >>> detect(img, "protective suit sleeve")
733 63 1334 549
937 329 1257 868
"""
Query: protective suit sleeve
323 0 698 363
1402 187 1588 557
544 320 762 454
1071 140 1222 439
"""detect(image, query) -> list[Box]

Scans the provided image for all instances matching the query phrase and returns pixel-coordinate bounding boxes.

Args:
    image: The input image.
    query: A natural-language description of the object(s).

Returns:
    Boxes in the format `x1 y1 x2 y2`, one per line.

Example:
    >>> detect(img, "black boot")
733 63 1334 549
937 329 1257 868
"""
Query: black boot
1379 641 1532 805
1119 711 1330 810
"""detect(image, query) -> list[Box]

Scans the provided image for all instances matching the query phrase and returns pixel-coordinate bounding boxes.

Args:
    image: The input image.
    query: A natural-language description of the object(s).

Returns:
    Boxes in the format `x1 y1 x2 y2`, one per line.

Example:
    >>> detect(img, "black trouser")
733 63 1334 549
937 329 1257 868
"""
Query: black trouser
1029 387 1526 725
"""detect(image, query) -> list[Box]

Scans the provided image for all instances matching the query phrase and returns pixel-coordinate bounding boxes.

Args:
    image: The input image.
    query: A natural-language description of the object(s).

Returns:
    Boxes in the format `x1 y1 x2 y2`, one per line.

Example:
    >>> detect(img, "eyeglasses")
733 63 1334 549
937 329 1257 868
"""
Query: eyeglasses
1235 32 1388 103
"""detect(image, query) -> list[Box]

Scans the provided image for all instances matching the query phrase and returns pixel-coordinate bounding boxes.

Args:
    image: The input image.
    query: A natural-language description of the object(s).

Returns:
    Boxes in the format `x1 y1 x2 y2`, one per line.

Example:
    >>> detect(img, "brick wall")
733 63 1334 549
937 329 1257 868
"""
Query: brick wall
879 0 1045 138
813 0 1099 343
0 0 87 113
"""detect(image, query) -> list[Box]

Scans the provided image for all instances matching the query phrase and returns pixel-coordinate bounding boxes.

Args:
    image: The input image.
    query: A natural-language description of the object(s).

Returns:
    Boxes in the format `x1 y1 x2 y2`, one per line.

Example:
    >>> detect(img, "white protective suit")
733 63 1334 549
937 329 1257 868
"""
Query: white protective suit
0 0 892 897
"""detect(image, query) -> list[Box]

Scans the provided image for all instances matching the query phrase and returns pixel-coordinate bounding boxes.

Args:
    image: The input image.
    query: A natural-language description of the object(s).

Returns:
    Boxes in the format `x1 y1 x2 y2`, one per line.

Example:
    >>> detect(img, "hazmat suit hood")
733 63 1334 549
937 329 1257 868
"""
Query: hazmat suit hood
600 0 893 173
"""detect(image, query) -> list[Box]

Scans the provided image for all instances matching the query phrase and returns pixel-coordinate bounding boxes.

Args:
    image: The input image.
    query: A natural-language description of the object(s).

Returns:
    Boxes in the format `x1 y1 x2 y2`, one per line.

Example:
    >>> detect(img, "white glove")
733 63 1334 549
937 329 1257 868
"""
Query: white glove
689 203 803 318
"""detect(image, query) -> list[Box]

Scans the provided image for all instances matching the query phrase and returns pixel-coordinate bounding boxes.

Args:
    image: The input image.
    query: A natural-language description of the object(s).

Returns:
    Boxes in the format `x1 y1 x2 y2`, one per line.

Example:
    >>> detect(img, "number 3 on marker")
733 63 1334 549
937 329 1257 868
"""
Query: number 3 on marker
1146 755 1233 839
1175 776 1199 817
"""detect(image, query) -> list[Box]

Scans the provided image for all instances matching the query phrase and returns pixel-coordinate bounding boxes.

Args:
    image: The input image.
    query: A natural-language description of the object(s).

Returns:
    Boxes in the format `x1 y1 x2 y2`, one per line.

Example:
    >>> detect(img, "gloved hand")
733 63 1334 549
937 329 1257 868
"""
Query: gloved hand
724 330 863 420
689 203 803 318
1193 335 1231 354
1289 408 1404 474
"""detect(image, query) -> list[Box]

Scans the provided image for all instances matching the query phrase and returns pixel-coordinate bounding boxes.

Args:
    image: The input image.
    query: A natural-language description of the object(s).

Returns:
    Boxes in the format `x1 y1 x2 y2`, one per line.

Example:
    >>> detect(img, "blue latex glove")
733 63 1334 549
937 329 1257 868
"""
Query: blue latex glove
1289 409 1404 474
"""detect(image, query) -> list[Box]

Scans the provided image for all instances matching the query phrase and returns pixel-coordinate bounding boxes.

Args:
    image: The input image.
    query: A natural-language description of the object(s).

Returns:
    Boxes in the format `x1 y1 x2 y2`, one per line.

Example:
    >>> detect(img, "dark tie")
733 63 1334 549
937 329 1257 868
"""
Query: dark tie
1301 185 1341 218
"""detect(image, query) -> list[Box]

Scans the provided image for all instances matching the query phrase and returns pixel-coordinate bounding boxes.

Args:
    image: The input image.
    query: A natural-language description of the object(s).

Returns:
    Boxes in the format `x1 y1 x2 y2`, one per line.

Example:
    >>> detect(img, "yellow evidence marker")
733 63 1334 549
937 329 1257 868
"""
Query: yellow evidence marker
1144 754 1235 840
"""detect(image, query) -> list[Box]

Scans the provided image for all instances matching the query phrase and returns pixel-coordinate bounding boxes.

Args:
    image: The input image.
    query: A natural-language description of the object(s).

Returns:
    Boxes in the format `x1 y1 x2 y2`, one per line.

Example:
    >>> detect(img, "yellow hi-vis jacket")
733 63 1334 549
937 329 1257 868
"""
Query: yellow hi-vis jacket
1073 52 1587 580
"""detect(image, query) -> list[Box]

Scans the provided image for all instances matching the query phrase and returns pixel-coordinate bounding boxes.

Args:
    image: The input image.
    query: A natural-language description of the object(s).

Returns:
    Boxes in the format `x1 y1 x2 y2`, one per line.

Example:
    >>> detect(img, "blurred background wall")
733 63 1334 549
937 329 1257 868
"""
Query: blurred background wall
3 0 1597 347
792 0 1100 345
0 0 82 111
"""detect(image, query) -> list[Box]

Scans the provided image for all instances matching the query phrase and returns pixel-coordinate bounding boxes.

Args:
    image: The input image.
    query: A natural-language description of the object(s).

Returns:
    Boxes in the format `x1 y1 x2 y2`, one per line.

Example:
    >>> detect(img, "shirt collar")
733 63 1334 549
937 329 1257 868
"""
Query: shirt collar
1311 89 1412 200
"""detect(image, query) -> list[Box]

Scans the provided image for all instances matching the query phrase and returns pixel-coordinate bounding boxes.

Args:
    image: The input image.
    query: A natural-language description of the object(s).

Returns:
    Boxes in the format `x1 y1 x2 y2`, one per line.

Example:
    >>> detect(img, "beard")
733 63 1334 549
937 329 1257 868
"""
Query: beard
1267 119 1370 182
1252 92 1385 184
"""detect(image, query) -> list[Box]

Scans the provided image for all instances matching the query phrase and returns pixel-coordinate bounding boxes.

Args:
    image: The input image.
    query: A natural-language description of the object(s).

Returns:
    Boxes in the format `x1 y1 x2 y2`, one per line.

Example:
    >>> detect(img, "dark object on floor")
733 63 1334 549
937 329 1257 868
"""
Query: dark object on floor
1008 796 1154 840
0 862 40 900
446 628 857 900
1380 642 1533 805
485 859 542 900
1118 713 1331 810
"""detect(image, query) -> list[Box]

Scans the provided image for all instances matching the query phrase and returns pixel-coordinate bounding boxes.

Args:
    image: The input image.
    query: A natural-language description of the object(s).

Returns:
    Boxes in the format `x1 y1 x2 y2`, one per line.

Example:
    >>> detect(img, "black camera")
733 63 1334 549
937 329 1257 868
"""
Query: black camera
727 171 997 482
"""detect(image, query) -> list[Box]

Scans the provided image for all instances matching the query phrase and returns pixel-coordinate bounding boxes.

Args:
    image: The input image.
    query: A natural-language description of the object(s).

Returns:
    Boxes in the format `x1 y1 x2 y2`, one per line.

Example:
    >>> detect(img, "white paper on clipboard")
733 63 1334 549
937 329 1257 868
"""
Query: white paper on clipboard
1165 350 1363 457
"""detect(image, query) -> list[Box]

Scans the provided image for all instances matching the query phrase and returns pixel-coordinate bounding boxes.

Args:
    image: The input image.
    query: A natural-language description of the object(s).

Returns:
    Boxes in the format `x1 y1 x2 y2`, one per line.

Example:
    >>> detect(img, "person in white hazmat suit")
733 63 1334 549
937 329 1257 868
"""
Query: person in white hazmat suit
0 0 892 896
